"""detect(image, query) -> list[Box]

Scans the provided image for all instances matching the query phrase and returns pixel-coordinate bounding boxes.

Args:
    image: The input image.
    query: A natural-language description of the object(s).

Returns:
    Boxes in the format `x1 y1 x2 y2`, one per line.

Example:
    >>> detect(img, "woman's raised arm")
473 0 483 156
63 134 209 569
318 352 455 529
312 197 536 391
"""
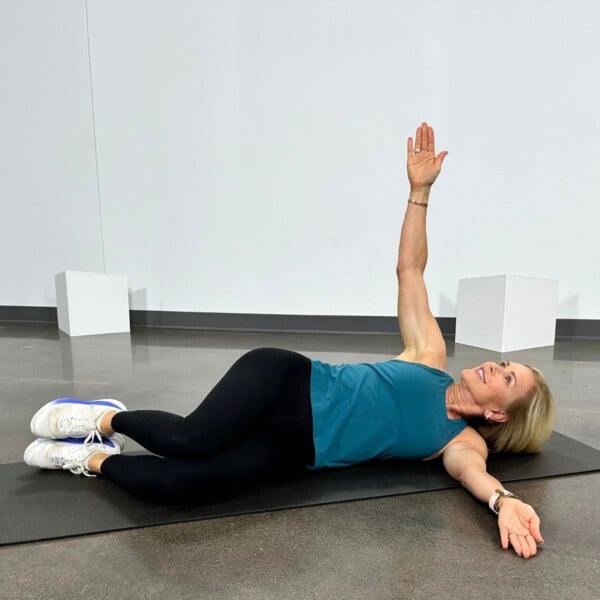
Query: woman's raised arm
395 122 448 368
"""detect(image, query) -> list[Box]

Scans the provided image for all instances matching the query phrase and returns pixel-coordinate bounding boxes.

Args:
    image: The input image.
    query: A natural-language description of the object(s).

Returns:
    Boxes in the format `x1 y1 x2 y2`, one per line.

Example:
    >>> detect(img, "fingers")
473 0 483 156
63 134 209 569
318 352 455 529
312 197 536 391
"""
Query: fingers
415 124 422 152
413 122 440 152
508 531 524 556
414 122 430 153
524 533 538 557
514 533 534 558
409 122 447 167
428 125 435 154
436 151 448 167
505 530 541 558
500 521 542 558
500 527 509 549
519 533 538 558
530 515 544 545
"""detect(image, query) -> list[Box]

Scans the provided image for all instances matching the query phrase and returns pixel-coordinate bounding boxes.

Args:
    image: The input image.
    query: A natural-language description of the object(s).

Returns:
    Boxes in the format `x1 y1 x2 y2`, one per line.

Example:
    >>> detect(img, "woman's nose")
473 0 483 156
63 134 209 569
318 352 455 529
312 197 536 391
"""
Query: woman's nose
491 362 505 376
489 363 502 376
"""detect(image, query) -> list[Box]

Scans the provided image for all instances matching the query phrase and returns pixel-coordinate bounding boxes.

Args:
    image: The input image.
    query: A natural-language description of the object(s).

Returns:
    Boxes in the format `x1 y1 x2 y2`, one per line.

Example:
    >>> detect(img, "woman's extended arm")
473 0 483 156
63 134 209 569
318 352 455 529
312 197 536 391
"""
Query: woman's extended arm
395 122 448 367
443 442 545 558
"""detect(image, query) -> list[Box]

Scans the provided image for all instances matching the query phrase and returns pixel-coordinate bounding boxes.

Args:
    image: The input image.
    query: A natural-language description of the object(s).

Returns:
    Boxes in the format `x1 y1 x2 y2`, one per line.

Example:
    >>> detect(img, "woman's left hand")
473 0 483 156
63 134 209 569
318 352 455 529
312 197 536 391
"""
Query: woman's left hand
497 498 544 558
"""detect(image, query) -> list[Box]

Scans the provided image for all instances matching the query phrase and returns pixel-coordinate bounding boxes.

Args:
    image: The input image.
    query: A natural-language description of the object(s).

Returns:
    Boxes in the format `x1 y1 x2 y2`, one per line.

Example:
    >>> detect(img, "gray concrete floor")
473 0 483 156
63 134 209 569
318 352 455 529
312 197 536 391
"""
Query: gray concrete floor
0 322 599 600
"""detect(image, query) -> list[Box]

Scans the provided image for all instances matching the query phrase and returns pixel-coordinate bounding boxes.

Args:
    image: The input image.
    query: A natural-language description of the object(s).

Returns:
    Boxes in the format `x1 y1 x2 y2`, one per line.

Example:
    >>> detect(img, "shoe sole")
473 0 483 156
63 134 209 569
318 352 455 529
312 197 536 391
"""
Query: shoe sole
30 398 128 438
24 436 123 469
61 434 125 449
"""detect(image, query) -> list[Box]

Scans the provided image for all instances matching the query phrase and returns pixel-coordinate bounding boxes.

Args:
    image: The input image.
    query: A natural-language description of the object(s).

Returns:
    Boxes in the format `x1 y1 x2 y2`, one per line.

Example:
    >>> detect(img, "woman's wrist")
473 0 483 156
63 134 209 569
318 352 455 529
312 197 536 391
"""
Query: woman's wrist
488 488 523 514
497 496 522 511
408 187 431 206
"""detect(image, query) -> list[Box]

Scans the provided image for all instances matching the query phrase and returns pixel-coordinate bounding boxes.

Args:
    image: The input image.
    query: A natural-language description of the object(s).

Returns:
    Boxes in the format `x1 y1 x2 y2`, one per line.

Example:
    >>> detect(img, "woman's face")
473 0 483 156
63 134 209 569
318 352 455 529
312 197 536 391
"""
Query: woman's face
461 360 536 419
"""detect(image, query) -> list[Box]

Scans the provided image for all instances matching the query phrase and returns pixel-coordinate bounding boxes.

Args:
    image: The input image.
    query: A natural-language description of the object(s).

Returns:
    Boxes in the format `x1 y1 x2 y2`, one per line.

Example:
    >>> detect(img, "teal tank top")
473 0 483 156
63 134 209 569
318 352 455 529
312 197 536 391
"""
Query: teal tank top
309 359 467 469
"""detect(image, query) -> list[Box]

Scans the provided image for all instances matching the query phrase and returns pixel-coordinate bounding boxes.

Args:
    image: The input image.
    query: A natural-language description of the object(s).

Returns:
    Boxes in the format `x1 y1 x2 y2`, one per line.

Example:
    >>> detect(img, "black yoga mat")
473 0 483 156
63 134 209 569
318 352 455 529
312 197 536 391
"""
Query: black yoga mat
1 431 599 546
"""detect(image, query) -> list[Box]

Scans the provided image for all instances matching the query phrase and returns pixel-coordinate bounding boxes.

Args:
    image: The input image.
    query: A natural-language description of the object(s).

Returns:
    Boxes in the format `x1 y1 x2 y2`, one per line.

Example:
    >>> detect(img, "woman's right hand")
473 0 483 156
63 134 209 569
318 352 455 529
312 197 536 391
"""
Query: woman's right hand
407 121 448 191
498 498 544 558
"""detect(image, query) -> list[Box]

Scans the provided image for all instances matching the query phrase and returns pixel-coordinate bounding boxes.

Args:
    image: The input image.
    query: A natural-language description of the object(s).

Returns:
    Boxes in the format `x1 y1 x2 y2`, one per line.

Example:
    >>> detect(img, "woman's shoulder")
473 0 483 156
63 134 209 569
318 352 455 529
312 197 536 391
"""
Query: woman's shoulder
448 425 485 445
422 426 486 461
393 349 447 372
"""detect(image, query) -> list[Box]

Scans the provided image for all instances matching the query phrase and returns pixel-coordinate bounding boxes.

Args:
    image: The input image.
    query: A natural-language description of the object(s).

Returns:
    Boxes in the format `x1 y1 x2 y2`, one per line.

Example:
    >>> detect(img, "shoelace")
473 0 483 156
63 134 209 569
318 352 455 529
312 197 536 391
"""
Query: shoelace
83 430 103 446
58 407 104 447
50 449 97 477
58 415 92 435
63 460 96 477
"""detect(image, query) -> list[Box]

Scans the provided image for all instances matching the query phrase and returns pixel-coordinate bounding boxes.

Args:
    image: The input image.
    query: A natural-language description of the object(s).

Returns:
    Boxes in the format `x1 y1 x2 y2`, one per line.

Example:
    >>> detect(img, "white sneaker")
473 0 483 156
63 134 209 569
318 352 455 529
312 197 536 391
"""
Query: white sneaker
30 398 127 447
23 437 122 477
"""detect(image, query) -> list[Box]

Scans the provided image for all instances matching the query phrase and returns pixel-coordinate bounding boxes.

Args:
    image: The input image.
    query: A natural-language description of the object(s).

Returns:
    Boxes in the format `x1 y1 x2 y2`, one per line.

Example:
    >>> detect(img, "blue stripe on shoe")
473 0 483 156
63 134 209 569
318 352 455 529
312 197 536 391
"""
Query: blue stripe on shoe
62 436 117 448
52 398 123 409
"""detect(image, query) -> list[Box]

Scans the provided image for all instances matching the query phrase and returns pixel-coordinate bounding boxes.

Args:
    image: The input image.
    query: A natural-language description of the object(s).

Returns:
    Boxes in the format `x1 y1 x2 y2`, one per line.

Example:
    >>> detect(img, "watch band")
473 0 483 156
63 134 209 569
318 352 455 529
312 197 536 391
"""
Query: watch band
488 489 521 515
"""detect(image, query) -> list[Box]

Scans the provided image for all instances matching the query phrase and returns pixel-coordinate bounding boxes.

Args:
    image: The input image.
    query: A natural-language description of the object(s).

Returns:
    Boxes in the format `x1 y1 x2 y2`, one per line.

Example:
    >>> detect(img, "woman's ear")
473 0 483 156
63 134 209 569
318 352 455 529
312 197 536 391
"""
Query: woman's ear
485 409 509 424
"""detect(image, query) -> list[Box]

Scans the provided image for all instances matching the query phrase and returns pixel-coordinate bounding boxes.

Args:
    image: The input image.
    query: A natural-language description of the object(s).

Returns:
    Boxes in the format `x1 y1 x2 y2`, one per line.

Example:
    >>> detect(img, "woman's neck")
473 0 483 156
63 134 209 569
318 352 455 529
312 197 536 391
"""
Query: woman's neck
445 381 480 420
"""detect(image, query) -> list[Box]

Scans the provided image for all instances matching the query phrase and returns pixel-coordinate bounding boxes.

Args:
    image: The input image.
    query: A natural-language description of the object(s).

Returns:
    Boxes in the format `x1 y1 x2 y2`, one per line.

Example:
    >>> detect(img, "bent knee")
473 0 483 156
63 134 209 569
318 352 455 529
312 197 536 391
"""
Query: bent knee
239 347 300 366
242 347 282 359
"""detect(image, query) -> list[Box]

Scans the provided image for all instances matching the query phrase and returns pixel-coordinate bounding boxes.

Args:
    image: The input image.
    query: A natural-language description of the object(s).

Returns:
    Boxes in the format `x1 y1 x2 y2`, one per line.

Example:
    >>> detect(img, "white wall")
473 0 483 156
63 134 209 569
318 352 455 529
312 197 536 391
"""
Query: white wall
0 0 103 305
1 0 599 318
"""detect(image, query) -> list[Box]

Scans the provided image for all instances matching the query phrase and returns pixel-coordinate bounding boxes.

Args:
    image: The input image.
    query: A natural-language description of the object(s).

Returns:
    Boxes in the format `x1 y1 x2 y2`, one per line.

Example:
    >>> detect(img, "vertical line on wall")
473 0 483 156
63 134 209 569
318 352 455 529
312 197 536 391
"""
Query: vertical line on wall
84 0 107 274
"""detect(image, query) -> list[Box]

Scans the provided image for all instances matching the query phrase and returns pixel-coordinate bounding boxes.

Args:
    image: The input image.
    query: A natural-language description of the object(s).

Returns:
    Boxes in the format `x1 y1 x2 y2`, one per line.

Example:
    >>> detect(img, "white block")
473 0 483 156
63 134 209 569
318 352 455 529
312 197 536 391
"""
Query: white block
455 275 558 352
55 271 130 337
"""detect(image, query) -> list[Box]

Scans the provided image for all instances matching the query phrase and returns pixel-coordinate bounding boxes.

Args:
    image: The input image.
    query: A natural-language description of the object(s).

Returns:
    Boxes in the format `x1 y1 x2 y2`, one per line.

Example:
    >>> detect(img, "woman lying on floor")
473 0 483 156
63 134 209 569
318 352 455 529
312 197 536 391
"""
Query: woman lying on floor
25 121 553 559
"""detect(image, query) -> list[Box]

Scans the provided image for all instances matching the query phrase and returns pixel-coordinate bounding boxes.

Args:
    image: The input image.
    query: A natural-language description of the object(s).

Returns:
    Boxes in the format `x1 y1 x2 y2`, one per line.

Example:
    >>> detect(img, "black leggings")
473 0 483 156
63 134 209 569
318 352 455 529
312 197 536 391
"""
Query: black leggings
101 347 315 504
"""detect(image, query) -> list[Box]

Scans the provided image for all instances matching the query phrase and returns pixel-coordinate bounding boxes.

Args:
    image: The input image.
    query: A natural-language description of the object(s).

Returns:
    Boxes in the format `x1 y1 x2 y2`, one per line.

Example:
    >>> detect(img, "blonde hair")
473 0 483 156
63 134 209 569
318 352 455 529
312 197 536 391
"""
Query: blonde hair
472 365 555 454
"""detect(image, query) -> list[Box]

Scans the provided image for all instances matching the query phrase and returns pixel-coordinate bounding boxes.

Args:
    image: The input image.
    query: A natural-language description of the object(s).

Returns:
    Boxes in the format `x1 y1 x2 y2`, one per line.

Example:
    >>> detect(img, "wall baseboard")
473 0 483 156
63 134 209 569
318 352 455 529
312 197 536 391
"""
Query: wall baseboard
1 306 599 340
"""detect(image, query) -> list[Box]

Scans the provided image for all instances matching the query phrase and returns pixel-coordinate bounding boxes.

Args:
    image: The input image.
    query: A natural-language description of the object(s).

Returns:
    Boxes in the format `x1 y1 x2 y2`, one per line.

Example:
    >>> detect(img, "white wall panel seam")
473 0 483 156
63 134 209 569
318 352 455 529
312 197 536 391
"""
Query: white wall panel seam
84 0 106 274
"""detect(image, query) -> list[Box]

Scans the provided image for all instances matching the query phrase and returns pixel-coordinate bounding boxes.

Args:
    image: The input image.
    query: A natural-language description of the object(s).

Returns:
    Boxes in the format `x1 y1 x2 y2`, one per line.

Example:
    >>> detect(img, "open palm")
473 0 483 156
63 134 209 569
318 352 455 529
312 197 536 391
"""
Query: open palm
498 499 544 558
407 121 448 190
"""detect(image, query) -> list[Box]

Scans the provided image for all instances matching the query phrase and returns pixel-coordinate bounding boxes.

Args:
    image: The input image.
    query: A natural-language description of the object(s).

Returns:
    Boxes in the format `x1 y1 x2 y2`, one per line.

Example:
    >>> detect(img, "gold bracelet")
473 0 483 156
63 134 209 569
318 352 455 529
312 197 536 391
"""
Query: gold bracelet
408 198 428 207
